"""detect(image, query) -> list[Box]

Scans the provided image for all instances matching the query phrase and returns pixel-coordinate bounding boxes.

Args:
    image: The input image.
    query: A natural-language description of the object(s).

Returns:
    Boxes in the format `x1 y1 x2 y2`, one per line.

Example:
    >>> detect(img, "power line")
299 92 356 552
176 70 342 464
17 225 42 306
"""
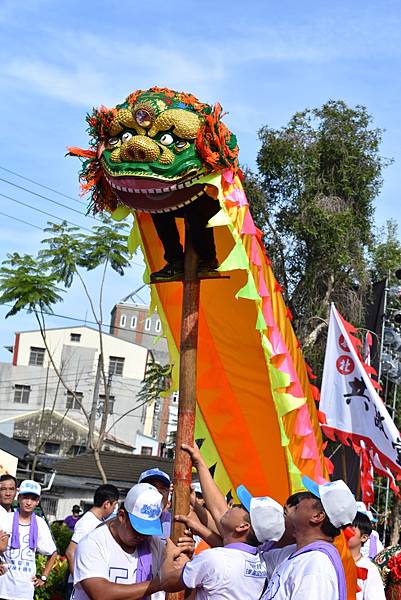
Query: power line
0 192 93 233
0 210 44 230
0 164 87 206
0 303 162 339
0 177 99 221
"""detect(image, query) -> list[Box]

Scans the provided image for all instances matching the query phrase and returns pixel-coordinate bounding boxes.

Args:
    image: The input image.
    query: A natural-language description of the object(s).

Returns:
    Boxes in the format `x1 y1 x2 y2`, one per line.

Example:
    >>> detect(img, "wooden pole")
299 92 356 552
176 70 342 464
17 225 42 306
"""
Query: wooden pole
167 220 200 600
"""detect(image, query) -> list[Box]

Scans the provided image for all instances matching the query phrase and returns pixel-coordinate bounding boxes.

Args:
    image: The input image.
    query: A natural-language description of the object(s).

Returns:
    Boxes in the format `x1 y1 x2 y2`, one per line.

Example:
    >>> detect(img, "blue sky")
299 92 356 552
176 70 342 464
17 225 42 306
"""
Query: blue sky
0 0 400 360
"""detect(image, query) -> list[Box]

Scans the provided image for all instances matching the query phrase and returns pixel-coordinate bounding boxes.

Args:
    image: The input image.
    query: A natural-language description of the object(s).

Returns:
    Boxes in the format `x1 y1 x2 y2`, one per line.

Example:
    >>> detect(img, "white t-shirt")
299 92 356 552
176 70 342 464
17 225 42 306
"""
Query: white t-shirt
261 550 339 600
68 510 102 583
71 510 102 544
0 512 56 600
182 546 267 600
0 504 8 528
262 544 295 580
72 523 165 600
360 531 384 559
356 555 385 600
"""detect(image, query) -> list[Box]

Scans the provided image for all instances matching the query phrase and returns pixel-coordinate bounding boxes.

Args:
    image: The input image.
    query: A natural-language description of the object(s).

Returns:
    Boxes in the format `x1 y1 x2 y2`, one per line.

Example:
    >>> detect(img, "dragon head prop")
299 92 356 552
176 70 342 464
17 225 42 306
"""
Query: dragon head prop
69 86 239 213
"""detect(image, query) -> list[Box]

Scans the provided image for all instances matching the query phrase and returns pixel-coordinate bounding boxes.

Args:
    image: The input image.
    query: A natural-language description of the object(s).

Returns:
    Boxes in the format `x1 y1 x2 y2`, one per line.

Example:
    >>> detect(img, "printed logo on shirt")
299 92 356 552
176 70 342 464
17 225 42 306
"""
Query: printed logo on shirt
109 567 129 583
263 572 280 599
244 559 267 578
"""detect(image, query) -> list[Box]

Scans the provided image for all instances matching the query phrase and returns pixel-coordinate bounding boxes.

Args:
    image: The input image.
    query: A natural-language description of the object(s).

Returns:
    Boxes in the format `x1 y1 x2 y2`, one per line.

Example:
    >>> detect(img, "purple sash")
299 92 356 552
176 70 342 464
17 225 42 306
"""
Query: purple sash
368 533 378 559
290 541 346 600
224 542 258 554
136 540 153 600
10 510 38 550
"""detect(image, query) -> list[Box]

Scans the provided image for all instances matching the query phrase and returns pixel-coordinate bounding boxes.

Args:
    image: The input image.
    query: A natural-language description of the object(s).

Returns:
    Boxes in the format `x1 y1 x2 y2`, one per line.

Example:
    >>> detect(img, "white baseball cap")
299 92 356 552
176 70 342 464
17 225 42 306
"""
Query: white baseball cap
124 483 163 536
138 468 171 488
236 485 285 543
302 476 357 528
19 480 41 497
355 501 377 523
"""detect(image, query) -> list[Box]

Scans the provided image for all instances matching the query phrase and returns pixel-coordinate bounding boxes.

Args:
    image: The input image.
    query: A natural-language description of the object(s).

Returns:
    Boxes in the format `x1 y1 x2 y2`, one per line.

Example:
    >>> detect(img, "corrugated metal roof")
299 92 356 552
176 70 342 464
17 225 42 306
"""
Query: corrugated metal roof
52 451 173 484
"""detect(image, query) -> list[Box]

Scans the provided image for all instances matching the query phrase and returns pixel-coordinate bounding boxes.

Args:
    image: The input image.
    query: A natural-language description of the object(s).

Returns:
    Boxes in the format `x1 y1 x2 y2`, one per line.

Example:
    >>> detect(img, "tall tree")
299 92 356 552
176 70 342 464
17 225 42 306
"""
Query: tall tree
252 100 390 368
0 216 131 482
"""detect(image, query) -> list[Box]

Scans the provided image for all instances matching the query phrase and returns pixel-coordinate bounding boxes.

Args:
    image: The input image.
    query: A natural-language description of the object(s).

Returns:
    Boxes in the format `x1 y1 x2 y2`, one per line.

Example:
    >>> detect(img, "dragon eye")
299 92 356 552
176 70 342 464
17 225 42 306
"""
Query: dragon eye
160 133 174 146
122 132 133 143
108 137 119 145
175 140 188 149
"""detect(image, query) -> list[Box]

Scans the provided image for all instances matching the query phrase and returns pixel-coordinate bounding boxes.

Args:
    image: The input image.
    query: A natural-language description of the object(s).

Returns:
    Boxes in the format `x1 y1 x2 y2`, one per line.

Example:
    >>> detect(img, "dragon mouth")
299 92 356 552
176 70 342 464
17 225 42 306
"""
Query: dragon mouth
105 173 206 213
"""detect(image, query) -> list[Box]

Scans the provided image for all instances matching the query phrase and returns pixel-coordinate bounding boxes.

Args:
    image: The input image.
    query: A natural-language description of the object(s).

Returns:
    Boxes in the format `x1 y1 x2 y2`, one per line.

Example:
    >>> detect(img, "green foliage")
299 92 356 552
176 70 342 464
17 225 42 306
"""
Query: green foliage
137 355 172 406
35 554 68 600
50 522 73 556
0 217 130 316
0 253 63 317
371 220 401 285
253 99 390 369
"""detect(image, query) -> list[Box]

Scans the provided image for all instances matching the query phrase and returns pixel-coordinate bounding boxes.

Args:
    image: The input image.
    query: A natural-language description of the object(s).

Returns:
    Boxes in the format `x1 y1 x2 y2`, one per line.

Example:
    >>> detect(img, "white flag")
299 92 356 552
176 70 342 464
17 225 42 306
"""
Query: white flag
320 304 401 476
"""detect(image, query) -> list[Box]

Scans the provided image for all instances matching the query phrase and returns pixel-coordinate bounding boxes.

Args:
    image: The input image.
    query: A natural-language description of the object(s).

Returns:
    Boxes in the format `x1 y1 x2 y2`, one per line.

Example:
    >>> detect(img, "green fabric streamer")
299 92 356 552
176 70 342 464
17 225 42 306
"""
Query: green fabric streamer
111 206 131 221
218 241 249 272
235 272 260 300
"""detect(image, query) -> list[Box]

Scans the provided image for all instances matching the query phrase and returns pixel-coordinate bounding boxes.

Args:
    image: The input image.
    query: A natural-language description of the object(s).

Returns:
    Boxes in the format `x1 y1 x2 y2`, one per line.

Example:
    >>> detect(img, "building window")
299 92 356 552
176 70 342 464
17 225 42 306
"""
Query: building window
109 356 125 376
144 318 151 331
120 314 127 328
29 347 45 366
40 497 59 517
43 442 60 455
68 444 87 456
66 391 83 410
14 385 31 404
70 333 81 342
97 394 115 415
130 316 137 329
141 446 153 455
155 320 162 333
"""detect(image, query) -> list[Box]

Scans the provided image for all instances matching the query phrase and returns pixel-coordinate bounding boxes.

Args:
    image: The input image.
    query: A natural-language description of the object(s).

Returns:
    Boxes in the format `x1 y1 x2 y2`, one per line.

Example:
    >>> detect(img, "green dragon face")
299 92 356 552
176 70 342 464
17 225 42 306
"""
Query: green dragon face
101 90 206 212
70 87 239 214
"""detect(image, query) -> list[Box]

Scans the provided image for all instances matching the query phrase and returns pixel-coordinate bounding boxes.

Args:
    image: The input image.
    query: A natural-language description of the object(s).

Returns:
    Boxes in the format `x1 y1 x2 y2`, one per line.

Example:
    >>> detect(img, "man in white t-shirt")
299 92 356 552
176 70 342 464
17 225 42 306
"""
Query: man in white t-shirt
65 483 119 597
261 476 357 600
161 461 285 598
348 511 385 599
72 483 194 600
0 480 57 600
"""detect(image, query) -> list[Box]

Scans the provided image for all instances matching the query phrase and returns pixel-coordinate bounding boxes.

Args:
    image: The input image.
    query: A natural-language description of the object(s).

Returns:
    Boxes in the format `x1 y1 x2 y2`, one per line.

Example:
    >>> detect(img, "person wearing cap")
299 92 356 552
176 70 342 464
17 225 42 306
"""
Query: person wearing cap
138 468 172 541
161 445 285 599
72 483 194 600
64 505 82 531
0 480 57 600
65 484 119 598
355 501 384 560
261 476 357 600
348 511 385 599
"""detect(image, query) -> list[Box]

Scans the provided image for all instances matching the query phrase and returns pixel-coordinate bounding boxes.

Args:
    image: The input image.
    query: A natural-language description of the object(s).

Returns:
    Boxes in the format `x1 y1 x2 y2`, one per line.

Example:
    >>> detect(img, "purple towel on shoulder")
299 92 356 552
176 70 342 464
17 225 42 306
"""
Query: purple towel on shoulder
291 540 346 600
136 540 153 600
10 510 38 550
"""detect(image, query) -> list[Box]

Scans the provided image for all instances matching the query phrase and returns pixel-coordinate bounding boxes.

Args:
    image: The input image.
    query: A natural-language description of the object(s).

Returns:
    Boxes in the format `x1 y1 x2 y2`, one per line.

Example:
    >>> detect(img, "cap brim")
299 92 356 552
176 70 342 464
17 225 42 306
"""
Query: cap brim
128 513 163 536
19 492 40 497
301 476 321 498
140 475 171 488
236 484 252 512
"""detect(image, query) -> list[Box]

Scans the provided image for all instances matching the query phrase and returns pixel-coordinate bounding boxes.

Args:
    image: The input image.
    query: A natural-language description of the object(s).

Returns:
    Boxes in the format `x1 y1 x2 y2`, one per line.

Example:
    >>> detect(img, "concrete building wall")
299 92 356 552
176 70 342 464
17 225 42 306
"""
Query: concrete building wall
0 326 150 449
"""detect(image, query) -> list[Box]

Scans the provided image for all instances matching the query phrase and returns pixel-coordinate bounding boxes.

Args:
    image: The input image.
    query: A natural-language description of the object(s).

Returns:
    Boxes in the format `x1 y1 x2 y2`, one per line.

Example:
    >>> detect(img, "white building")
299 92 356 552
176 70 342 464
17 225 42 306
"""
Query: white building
0 325 157 454
110 303 177 452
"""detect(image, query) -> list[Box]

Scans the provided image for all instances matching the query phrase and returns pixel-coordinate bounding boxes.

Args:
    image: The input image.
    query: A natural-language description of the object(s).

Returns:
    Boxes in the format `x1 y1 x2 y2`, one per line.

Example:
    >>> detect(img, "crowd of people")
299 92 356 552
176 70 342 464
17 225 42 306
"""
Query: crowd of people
0 447 397 599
